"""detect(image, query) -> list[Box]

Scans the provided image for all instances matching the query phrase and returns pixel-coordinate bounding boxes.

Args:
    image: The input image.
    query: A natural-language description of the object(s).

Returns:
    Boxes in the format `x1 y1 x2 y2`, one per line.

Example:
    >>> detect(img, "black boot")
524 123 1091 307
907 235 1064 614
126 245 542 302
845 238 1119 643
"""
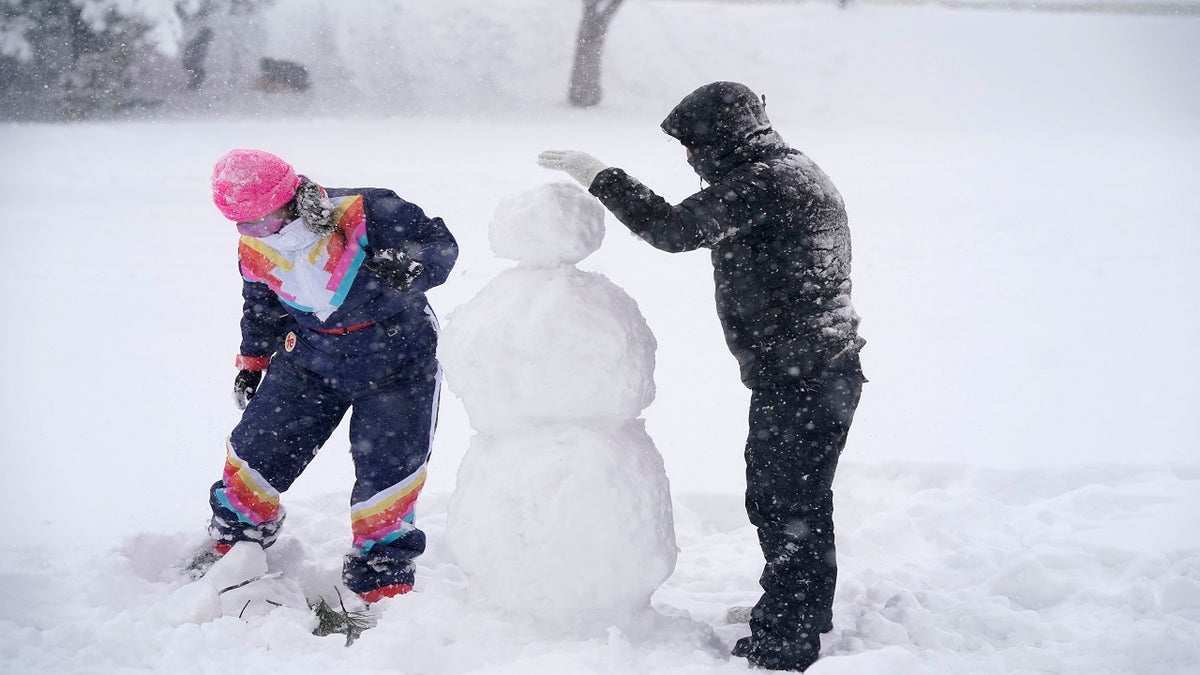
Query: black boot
732 634 820 672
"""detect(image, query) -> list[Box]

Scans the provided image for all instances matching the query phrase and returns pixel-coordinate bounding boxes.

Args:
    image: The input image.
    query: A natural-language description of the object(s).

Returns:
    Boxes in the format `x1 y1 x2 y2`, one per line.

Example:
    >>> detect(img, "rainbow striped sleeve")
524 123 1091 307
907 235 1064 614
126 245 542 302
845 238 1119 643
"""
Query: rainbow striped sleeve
238 238 301 304
325 197 369 302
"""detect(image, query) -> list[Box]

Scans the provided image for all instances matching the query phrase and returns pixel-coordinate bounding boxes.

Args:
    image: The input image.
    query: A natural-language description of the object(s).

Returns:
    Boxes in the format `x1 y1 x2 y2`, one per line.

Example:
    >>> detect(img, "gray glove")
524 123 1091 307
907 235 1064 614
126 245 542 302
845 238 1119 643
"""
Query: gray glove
537 150 608 188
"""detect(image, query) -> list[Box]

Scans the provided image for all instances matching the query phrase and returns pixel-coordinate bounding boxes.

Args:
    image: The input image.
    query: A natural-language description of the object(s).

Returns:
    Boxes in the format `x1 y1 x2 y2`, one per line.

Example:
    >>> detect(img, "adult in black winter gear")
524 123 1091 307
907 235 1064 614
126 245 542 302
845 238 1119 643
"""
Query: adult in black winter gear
539 81 865 672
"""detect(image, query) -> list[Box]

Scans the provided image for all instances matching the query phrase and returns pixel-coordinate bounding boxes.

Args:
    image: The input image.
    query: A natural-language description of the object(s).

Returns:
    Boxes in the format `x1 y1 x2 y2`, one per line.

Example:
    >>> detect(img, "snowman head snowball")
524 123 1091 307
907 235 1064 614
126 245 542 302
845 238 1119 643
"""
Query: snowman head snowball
490 182 606 266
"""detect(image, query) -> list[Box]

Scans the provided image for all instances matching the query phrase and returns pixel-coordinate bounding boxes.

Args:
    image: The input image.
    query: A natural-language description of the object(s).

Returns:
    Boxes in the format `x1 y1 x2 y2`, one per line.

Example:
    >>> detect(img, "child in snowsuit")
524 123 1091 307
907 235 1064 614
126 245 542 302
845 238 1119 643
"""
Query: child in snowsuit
204 149 458 603
539 82 865 671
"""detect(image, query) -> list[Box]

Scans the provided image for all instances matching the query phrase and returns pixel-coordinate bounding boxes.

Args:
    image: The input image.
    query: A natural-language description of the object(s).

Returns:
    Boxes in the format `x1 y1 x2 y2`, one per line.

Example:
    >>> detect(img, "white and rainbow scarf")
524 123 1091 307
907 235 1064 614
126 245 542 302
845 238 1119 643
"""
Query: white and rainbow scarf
238 195 369 321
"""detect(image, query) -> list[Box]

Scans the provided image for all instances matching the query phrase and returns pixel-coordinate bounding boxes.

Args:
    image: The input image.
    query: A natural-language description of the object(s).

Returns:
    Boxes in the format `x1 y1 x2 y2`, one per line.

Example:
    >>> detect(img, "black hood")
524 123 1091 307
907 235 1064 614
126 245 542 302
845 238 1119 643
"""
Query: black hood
661 81 787 182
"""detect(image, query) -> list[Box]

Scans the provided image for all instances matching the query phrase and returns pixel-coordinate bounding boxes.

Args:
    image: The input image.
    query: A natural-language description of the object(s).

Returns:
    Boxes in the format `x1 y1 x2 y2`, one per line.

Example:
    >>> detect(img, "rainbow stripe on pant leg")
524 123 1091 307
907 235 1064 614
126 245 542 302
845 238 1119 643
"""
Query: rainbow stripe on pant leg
350 463 428 553
215 438 283 526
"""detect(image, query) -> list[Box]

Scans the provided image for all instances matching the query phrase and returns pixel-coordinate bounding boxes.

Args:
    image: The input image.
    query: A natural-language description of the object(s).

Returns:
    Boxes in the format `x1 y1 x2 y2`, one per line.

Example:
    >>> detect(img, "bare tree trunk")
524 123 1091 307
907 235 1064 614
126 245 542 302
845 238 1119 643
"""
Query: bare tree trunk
568 0 625 108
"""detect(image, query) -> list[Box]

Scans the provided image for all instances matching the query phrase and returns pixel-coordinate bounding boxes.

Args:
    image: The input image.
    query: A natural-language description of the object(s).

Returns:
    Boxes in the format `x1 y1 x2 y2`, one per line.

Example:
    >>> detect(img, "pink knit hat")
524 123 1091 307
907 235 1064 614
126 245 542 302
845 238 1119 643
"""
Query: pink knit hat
211 149 301 222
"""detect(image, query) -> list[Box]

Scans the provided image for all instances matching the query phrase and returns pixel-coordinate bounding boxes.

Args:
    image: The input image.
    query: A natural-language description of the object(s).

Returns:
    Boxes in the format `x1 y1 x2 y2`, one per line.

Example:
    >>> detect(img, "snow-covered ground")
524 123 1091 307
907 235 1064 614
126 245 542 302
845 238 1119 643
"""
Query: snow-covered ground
1 1 1198 673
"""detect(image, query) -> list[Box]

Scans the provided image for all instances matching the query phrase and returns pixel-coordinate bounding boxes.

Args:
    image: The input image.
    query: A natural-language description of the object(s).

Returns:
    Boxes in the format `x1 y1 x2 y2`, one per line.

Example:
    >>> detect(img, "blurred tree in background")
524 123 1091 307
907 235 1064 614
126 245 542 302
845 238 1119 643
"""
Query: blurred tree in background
0 0 635 120
0 0 272 120
568 0 625 108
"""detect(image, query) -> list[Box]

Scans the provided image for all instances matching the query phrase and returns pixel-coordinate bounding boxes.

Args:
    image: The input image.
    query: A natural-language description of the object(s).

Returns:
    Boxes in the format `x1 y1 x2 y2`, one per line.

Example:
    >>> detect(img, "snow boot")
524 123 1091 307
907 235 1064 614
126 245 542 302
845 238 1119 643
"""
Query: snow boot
732 634 820 672
207 506 284 551
181 541 233 581
342 551 415 603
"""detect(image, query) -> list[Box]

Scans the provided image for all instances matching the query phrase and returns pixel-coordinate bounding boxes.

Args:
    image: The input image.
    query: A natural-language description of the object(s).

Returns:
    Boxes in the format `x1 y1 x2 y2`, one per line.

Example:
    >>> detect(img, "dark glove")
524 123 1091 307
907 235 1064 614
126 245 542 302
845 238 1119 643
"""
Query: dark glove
233 369 263 411
365 249 424 292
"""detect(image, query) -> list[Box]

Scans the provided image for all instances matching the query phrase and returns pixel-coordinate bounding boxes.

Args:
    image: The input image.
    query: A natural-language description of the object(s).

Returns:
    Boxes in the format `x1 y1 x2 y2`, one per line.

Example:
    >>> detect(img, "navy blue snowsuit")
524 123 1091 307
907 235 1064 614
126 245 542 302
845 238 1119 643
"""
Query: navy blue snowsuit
208 187 457 598
588 82 865 671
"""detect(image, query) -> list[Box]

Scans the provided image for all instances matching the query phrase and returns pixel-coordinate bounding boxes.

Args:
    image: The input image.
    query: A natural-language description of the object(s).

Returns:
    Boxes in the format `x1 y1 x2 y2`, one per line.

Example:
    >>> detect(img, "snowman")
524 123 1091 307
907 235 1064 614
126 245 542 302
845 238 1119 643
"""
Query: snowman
440 182 678 629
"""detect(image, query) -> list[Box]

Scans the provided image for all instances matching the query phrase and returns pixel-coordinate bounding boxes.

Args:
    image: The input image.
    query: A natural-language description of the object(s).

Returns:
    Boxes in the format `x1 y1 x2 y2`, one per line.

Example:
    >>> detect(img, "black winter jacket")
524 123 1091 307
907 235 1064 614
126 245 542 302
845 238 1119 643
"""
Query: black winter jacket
589 82 864 388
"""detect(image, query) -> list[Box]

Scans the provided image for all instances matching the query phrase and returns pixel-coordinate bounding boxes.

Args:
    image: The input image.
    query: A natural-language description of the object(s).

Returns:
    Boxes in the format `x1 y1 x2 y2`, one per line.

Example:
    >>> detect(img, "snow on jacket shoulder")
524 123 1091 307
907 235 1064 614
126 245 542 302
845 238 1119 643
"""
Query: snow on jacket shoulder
236 187 457 360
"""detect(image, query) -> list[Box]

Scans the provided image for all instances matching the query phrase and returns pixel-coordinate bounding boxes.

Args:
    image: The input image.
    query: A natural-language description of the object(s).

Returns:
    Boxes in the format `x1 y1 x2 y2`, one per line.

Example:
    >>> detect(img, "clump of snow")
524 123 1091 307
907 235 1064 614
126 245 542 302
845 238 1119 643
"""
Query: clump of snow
161 541 309 625
489 182 606 266
0 17 35 61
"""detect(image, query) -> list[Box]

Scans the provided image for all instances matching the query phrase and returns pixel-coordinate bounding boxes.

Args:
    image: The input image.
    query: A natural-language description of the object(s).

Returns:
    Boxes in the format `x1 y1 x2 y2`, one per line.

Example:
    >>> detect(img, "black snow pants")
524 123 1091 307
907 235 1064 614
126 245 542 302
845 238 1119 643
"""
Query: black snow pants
734 363 863 671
